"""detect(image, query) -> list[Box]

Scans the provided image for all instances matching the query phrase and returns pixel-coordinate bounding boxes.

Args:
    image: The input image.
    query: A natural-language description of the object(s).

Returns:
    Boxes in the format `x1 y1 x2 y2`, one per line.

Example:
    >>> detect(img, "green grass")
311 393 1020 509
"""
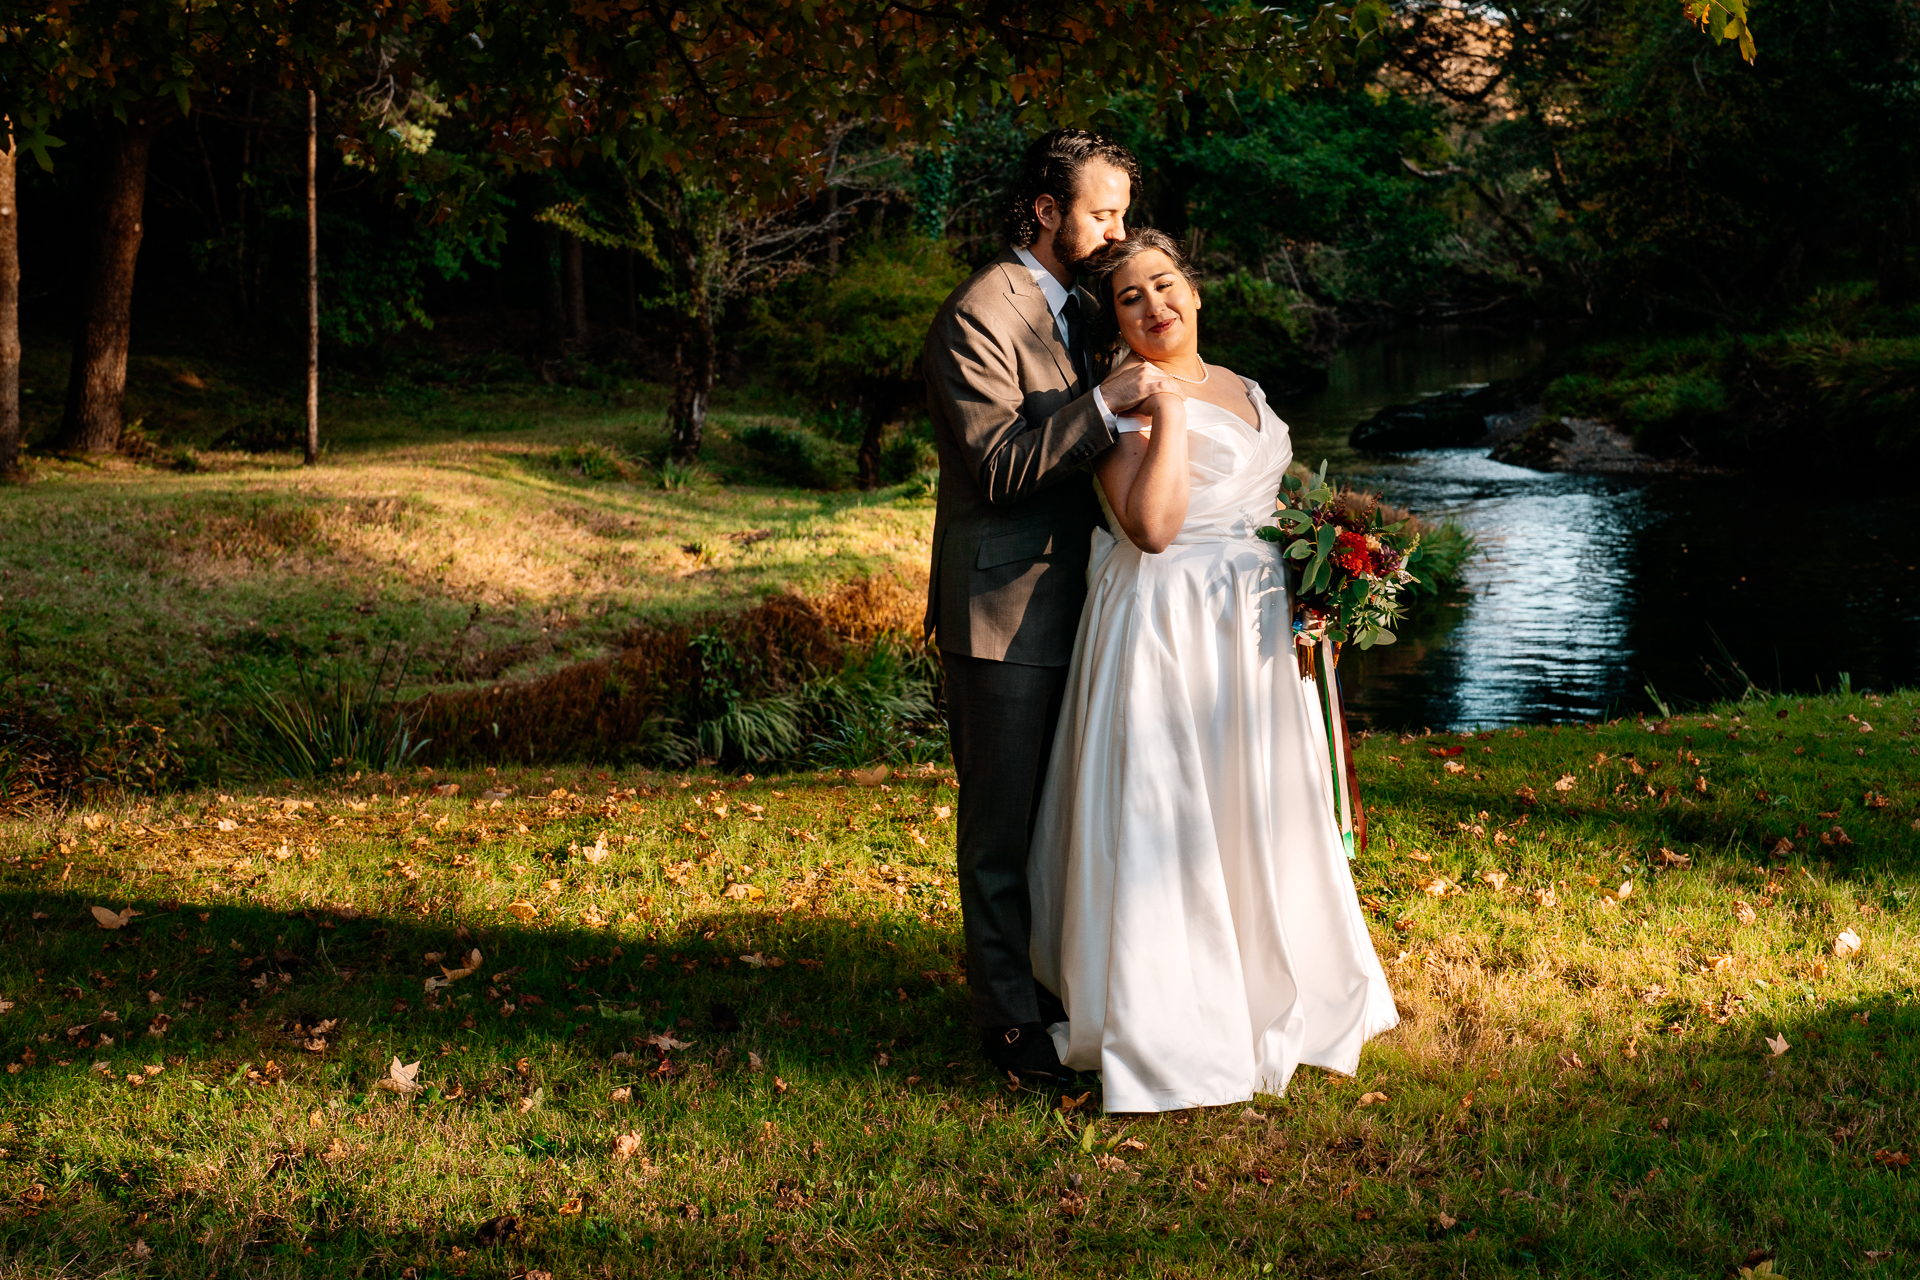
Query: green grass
4 332 937 771
0 689 1913 1276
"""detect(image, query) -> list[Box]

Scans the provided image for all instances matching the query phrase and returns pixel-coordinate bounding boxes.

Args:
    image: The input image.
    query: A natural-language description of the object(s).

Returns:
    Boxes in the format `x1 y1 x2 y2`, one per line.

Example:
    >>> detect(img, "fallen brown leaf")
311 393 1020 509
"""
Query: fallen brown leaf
90 906 137 930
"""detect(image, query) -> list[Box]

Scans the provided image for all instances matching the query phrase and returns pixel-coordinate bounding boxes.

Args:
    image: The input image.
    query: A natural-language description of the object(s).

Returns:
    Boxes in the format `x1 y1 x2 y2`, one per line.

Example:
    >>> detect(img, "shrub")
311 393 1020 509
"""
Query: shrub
878 419 937 486
657 456 710 491
755 235 969 487
1401 520 1477 599
554 441 641 482
1198 271 1329 398
737 422 856 490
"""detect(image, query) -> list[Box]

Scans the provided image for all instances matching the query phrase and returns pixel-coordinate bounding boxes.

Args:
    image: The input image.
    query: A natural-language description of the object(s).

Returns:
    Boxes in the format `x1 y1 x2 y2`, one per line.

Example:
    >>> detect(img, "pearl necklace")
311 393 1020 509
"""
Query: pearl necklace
1160 361 1210 385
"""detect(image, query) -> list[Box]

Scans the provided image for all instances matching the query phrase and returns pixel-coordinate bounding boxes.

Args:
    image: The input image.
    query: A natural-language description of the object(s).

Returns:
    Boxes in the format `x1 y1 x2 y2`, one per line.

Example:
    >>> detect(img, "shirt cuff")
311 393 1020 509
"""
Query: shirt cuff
1092 385 1150 434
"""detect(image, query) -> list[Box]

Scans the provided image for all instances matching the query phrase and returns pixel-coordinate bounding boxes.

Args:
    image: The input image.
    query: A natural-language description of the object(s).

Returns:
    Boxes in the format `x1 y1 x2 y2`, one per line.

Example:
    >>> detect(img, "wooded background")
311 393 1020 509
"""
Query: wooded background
2 0 1911 477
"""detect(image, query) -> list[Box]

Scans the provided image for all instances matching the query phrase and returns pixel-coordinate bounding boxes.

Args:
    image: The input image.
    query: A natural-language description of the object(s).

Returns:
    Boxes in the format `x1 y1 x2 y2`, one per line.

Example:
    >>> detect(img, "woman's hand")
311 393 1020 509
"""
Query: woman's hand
1094 390 1189 554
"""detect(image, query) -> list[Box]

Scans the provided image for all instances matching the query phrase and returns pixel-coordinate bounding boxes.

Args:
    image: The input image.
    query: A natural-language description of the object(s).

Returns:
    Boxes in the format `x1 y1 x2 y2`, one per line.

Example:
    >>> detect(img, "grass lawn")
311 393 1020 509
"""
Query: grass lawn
5 334 935 763
0 690 1914 1276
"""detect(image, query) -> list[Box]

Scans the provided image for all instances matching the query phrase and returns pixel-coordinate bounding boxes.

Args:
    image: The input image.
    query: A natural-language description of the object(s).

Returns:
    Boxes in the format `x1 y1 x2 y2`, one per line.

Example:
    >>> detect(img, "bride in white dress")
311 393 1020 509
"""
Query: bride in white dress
1028 229 1399 1114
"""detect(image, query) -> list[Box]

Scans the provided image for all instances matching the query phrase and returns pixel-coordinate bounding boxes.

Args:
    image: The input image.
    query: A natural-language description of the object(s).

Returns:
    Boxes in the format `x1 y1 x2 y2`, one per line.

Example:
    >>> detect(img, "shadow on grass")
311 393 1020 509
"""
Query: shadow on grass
2 879 1918 1278
0 890 1022 1272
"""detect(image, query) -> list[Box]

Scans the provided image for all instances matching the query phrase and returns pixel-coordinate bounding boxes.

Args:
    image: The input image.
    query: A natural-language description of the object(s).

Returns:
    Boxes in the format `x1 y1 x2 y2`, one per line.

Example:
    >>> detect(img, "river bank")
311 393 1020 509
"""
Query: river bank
1342 299 1920 476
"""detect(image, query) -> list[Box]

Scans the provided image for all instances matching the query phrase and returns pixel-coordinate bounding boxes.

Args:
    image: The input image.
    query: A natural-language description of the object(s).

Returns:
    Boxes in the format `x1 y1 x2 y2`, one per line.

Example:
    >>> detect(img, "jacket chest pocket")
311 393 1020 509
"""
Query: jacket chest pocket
975 528 1057 570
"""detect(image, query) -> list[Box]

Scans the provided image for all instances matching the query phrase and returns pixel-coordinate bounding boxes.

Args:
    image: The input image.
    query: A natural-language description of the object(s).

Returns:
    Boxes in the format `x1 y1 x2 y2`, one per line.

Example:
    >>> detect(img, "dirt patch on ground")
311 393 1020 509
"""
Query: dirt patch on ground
411 569 929 765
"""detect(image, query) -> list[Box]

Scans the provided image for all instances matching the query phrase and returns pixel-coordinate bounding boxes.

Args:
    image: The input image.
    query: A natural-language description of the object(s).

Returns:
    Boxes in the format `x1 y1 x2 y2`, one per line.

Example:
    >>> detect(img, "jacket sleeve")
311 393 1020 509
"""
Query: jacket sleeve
925 298 1117 507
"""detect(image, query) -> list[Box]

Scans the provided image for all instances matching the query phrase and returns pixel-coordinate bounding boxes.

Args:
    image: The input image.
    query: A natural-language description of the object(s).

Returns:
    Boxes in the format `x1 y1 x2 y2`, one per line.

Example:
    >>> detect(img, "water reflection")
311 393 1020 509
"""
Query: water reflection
1271 327 1920 729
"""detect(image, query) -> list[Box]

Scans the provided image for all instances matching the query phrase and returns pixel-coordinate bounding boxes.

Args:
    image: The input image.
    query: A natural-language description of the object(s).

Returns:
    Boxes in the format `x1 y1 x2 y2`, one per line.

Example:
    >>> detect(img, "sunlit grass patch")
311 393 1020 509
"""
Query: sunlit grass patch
0 689 1915 1276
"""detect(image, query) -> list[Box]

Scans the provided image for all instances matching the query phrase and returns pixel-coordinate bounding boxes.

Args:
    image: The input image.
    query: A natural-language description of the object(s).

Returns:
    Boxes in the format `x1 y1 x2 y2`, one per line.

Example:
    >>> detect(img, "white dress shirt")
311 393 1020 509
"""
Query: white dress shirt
1012 245 1132 434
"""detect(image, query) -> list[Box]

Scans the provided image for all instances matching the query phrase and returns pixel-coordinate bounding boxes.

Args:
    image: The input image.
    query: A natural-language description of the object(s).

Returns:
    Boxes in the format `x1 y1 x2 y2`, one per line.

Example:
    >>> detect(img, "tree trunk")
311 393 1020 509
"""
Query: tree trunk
304 87 320 466
539 227 564 357
59 114 158 454
622 247 637 330
857 403 884 490
0 126 19 476
667 313 714 461
562 232 587 342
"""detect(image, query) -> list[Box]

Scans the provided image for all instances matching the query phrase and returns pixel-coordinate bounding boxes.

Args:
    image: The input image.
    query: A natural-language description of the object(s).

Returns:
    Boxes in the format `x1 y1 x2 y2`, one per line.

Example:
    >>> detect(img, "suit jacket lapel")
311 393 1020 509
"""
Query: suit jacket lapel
995 249 1077 391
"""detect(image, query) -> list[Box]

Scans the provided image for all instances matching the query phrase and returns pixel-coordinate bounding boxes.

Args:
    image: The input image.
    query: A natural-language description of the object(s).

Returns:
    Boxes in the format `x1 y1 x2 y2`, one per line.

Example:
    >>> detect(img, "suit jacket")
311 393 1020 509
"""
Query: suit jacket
922 248 1118 666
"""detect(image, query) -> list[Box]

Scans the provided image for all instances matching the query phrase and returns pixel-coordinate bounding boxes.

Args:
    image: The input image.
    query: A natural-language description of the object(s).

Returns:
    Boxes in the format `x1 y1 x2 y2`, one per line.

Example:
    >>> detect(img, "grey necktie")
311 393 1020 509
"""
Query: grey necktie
1060 293 1089 388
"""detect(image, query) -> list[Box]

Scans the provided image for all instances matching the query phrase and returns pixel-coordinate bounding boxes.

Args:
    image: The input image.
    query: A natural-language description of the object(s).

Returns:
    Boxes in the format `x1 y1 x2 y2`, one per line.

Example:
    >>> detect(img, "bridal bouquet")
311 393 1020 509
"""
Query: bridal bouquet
1257 461 1421 651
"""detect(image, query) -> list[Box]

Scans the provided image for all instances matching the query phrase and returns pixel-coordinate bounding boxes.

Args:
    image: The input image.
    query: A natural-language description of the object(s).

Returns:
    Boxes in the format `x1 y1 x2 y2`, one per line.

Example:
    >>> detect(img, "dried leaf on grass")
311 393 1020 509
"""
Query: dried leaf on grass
425 949 484 991
1835 929 1863 958
90 906 138 930
505 902 539 922
644 1032 694 1051
612 1133 644 1160
1764 1032 1790 1058
376 1057 422 1095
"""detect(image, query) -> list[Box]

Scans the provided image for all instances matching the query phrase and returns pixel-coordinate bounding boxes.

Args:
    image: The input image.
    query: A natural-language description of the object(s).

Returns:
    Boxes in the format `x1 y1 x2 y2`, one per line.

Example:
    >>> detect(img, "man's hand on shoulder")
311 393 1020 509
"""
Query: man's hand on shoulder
1100 357 1184 416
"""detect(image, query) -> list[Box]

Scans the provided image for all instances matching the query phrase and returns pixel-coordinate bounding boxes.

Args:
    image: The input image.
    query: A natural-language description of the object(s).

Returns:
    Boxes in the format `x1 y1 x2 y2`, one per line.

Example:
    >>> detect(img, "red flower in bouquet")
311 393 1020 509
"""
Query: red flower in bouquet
1331 529 1374 576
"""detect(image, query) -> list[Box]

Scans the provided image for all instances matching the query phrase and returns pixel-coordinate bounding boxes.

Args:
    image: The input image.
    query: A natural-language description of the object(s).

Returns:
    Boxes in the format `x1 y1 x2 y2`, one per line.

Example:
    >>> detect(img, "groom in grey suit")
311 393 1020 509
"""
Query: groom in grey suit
922 129 1178 1080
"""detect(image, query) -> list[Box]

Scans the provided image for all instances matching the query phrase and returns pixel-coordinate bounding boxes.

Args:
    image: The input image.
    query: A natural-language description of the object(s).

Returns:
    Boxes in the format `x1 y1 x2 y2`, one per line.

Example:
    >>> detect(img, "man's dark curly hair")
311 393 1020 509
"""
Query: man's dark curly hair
1001 128 1141 249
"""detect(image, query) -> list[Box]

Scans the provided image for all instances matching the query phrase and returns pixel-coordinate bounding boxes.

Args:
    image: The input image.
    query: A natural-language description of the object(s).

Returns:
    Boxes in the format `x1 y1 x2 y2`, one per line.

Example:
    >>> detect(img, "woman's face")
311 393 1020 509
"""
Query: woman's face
1110 249 1201 364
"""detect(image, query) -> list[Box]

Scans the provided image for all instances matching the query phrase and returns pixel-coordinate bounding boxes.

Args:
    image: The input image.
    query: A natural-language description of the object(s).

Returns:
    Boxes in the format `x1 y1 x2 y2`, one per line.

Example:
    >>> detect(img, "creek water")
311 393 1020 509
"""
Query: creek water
1268 326 1920 730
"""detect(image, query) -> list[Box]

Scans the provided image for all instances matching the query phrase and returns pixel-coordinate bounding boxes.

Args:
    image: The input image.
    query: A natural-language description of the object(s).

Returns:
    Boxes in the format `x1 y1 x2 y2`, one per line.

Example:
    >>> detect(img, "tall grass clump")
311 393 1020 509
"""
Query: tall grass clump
802 639 944 768
1402 518 1476 599
640 633 942 770
231 651 429 778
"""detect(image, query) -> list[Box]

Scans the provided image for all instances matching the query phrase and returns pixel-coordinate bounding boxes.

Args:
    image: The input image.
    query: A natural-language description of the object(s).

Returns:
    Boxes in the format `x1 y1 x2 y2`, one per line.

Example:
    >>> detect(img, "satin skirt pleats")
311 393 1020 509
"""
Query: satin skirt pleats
1029 529 1400 1114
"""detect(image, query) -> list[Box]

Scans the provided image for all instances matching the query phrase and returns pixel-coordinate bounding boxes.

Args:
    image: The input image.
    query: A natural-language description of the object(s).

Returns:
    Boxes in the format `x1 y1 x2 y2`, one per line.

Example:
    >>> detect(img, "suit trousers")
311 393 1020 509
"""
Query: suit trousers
942 650 1072 1029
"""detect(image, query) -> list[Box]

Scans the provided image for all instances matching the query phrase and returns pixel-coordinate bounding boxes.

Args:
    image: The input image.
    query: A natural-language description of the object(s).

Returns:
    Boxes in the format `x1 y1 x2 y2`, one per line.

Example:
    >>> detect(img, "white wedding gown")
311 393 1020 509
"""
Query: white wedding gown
1028 378 1399 1114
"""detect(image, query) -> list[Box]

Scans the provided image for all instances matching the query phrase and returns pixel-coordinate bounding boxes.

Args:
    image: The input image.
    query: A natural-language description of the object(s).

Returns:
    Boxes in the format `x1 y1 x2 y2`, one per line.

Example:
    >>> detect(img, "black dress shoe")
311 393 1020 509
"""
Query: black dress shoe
982 1022 1072 1081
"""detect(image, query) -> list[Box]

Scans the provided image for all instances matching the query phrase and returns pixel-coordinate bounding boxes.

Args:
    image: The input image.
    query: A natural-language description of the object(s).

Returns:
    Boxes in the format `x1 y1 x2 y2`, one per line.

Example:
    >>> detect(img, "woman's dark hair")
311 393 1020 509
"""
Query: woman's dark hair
1082 227 1200 358
1001 128 1142 248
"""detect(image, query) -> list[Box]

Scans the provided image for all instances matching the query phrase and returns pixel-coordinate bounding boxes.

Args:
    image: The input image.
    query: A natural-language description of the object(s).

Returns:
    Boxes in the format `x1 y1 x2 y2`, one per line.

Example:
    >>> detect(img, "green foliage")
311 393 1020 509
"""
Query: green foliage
313 196 505 348
1118 87 1459 306
1197 271 1327 395
802 640 946 769
230 654 429 779
877 421 938 487
655 456 710 491
1486 0 1920 320
759 236 969 399
1542 311 1920 460
736 423 856 490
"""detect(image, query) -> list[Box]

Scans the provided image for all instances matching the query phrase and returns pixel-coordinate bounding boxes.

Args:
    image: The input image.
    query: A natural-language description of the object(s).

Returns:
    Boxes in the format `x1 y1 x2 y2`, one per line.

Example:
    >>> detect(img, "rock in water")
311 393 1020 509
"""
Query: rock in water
1348 378 1541 452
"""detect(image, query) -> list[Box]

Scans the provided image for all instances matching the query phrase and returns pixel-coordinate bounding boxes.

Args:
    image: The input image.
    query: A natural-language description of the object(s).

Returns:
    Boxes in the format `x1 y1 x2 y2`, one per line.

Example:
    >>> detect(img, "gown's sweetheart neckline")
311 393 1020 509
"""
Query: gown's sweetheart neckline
1121 373 1267 433
1187 374 1265 434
